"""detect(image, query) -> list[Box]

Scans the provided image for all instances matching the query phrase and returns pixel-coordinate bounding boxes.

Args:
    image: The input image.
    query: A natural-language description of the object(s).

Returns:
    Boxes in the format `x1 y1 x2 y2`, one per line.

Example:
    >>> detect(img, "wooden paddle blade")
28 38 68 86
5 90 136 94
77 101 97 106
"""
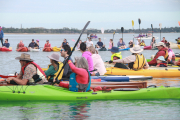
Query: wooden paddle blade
138 18 141 24
121 27 124 33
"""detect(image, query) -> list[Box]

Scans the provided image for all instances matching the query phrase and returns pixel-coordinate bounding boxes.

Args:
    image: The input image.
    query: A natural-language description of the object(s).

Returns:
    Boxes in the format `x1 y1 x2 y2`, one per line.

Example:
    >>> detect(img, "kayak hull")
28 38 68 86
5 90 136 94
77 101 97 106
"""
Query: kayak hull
29 48 40 52
52 46 61 52
119 48 130 51
105 67 180 78
169 42 179 49
0 47 12 52
17 47 28 52
0 85 179 101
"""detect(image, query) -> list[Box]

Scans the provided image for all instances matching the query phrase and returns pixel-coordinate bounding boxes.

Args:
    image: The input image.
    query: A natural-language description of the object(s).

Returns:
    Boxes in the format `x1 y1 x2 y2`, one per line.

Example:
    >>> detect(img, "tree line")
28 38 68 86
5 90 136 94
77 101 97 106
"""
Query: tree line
2 27 180 34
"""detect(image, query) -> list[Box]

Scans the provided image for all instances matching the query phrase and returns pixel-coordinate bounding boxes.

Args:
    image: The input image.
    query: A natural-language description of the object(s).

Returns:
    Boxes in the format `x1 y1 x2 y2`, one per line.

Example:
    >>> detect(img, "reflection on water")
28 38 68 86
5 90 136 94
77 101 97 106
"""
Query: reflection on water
0 100 180 119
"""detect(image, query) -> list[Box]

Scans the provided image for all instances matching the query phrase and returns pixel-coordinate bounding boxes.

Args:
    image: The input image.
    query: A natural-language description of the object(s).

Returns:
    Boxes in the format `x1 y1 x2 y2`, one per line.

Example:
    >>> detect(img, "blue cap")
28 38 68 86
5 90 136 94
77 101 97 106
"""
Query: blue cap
156 56 165 61
111 47 119 53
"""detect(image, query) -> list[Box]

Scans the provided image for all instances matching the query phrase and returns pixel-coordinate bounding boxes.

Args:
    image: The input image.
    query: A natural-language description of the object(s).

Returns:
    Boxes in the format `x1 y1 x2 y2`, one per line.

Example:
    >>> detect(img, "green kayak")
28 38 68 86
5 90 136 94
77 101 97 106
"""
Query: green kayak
0 85 180 101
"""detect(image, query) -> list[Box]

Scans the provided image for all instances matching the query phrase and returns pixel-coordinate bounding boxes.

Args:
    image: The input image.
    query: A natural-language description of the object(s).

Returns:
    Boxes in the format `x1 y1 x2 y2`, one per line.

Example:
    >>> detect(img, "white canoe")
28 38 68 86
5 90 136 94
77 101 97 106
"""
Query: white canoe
135 36 158 40
29 48 40 52
169 42 179 49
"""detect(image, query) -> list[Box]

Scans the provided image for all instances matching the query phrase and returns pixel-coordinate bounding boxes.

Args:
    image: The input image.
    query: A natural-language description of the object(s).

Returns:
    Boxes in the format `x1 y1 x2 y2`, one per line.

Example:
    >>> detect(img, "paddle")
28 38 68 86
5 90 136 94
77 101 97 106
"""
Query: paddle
159 23 162 41
132 20 134 43
101 28 104 40
113 31 115 40
138 18 141 40
121 27 124 39
151 24 153 40
178 21 180 26
55 21 91 82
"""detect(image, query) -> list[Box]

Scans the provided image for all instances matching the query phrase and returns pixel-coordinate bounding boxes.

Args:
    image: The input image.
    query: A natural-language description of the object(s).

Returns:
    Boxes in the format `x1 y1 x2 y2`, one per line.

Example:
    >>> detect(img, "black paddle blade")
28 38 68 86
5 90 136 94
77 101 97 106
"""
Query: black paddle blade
55 21 91 81
138 18 141 24
151 24 153 29
121 27 124 33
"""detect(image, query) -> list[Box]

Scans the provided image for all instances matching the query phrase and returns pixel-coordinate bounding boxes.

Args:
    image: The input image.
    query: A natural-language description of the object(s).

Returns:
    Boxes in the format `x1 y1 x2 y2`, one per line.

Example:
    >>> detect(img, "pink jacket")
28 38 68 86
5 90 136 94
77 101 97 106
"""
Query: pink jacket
92 54 106 75
82 51 94 73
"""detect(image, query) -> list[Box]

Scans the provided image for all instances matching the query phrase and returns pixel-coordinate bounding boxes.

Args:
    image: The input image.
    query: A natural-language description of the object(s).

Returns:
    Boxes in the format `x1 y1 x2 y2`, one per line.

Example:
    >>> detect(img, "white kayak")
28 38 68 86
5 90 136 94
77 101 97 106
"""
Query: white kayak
169 42 179 49
29 48 40 52
135 36 158 40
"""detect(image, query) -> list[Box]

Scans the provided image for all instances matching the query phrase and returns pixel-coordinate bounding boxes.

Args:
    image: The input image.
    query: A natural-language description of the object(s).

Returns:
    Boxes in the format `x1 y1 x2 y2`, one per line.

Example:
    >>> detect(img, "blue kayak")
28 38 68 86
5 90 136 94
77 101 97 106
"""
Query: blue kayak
91 76 152 82
91 76 129 82
119 48 130 51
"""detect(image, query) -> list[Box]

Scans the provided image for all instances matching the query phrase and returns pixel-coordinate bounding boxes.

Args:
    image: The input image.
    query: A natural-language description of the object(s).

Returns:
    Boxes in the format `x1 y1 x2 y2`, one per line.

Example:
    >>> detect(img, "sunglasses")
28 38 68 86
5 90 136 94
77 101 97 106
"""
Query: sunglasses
60 49 65 52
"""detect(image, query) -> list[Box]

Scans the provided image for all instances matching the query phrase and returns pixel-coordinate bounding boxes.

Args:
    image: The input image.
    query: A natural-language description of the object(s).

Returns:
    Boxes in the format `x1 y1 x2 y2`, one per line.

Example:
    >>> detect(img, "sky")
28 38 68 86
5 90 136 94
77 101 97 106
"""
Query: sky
1 0 180 30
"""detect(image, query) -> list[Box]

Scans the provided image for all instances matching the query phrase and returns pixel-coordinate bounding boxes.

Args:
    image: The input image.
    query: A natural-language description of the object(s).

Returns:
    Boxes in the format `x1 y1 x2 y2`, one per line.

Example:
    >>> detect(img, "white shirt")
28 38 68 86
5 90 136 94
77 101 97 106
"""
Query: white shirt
86 40 93 48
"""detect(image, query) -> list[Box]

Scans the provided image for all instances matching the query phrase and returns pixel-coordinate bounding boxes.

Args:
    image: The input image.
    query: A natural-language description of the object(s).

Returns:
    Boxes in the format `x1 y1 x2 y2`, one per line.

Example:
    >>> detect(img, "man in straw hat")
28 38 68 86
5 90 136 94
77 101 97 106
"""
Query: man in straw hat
5 53 46 85
112 45 149 70
148 42 168 66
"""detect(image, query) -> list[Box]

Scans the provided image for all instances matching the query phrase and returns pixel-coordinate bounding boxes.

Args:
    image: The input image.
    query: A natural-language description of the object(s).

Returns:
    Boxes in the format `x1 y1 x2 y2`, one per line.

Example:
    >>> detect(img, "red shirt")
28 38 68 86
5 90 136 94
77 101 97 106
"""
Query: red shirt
148 47 168 65
59 60 89 88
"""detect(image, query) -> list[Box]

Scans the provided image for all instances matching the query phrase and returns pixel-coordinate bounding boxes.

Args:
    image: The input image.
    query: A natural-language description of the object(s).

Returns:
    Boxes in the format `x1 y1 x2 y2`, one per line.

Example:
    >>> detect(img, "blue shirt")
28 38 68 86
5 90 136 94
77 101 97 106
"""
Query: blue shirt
3 43 10 48
117 41 125 47
0 30 4 39
28 42 37 48
97 41 103 47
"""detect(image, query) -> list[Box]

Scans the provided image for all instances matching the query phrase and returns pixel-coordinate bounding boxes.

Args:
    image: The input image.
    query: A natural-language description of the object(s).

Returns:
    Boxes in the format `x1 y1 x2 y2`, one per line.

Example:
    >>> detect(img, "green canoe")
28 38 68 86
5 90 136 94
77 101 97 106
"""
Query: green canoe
0 85 180 101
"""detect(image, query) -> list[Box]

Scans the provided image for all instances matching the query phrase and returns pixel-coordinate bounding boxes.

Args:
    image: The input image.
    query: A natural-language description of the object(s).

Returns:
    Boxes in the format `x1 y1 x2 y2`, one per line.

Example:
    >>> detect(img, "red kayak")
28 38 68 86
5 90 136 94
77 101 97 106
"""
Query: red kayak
143 45 152 50
17 47 28 52
43 48 52 52
0 75 17 78
0 47 12 52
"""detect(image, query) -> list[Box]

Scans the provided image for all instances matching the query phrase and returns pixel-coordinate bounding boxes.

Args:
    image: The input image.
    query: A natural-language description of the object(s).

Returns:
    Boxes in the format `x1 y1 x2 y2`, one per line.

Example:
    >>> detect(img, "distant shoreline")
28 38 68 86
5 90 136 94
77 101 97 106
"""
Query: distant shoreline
4 32 177 35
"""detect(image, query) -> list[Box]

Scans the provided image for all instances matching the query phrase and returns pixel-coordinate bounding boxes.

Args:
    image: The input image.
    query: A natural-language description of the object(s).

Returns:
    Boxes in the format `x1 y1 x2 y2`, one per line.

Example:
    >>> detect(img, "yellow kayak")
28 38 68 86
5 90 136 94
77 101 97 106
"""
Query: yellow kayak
52 47 73 52
52 46 61 52
105 67 180 78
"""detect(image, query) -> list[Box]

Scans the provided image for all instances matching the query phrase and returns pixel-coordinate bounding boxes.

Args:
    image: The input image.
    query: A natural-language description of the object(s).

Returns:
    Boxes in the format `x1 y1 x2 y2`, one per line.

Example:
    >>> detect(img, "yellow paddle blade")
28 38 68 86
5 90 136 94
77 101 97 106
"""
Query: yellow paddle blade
113 31 115 35
132 20 134 27
9 47 12 50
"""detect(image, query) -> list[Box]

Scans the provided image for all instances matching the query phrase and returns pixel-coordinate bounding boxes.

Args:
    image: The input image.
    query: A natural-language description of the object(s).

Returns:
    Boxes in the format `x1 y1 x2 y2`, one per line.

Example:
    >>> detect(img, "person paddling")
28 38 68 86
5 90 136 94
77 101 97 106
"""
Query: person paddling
5 53 47 85
112 45 149 70
2 39 10 48
45 53 63 82
59 57 91 92
16 40 25 50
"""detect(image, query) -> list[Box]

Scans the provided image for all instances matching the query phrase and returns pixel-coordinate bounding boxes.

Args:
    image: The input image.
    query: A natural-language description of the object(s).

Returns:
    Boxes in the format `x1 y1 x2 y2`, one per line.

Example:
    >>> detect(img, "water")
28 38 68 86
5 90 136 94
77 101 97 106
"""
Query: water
0 33 180 119
0 100 180 119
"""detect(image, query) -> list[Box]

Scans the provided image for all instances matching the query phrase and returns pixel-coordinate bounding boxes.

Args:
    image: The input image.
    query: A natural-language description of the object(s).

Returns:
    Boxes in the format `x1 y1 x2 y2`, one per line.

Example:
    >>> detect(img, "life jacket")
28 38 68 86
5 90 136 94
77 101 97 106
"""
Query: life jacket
157 62 167 67
111 52 122 61
18 43 24 48
129 54 146 70
177 39 180 44
47 62 64 81
140 43 145 46
45 43 50 47
69 71 91 92
22 62 46 83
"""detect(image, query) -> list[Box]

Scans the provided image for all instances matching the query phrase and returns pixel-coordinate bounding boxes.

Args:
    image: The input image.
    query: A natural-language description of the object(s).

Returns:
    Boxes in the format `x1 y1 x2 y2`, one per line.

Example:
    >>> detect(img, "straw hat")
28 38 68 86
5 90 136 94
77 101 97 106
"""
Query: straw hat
130 45 143 53
15 53 34 61
47 53 61 62
156 42 165 47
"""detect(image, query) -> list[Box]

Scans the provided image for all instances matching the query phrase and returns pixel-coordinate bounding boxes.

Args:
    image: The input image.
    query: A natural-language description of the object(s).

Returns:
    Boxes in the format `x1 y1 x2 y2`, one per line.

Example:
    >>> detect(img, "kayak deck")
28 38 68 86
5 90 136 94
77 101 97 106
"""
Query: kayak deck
0 85 179 101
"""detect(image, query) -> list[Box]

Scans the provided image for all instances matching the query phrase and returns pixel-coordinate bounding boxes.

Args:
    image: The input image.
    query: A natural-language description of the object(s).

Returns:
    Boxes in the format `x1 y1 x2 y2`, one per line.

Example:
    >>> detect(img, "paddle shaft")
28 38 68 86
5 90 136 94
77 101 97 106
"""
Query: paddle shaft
55 21 90 80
